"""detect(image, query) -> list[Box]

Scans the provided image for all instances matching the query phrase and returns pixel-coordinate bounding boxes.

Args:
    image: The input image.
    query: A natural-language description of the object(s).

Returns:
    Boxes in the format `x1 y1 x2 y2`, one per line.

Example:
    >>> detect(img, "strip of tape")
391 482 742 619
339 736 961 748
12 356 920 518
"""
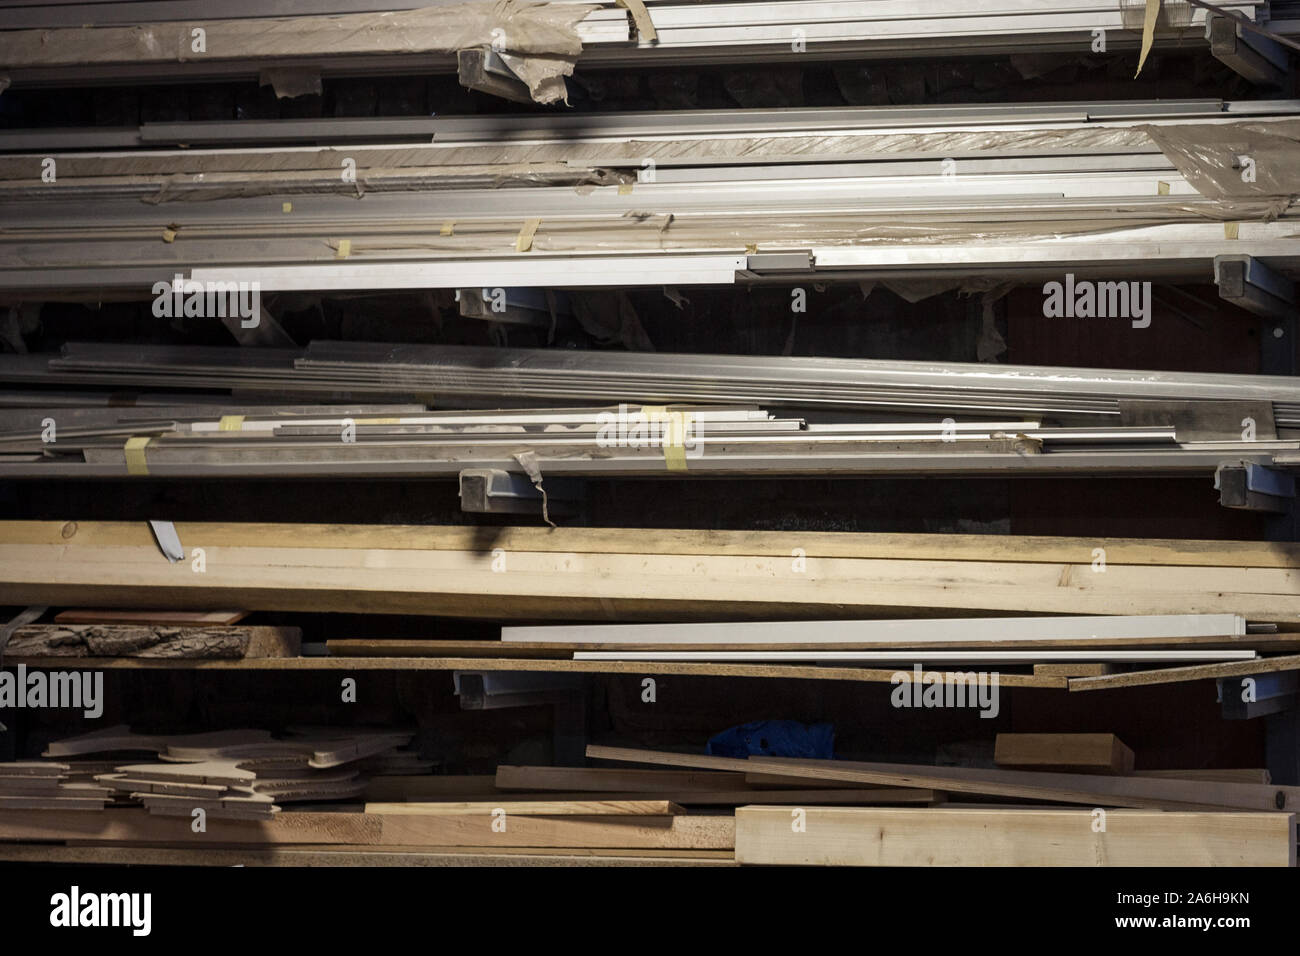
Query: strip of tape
336 238 352 259
516 218 541 252
1225 222 1240 240
440 220 455 236
218 415 245 431
643 405 694 472
1134 0 1161 78
1157 181 1170 196
124 436 152 476
617 0 658 42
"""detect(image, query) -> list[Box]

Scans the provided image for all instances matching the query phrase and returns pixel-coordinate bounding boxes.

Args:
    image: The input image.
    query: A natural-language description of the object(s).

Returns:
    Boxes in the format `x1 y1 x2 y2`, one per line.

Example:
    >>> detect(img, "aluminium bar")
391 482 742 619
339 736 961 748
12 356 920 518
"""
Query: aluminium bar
502 614 1250 644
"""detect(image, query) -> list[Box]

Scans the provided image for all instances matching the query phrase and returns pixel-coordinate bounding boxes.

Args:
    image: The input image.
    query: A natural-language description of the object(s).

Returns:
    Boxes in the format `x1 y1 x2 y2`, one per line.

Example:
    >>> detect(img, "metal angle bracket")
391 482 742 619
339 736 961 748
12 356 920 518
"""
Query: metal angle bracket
456 48 535 106
1218 672 1300 719
1207 14 1291 87
458 468 578 517
1215 461 1297 512
1214 255 1298 320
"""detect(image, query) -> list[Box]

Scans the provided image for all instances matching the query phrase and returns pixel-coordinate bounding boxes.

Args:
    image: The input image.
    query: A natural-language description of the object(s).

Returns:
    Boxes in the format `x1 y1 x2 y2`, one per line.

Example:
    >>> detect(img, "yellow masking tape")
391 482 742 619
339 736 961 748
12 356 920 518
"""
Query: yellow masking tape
440 220 455 236
643 405 695 472
1225 222 1240 240
218 415 245 431
336 238 352 259
1157 181 1170 195
161 227 177 243
516 218 541 252
618 183 634 195
1134 0 1161 78
124 436 152 476
282 202 293 213
616 0 658 42
357 418 401 425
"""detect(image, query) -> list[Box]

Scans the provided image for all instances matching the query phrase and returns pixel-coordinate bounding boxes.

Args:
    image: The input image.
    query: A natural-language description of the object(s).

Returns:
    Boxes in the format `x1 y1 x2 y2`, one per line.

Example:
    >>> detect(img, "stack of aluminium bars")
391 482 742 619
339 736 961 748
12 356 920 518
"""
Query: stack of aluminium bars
1 99 1297 296
12 340 1300 422
2 399 1282 480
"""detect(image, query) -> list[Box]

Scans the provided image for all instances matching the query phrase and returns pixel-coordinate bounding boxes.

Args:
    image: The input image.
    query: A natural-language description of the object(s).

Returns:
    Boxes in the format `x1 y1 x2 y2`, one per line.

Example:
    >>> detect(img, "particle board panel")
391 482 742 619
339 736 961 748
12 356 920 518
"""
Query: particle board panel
7 656 1069 686
734 807 1296 867
364 800 685 816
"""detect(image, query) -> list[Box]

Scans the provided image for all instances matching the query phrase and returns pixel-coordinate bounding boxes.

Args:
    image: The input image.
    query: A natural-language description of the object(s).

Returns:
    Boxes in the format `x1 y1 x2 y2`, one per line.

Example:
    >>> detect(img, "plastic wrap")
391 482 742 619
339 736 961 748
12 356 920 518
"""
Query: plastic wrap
1138 120 1300 205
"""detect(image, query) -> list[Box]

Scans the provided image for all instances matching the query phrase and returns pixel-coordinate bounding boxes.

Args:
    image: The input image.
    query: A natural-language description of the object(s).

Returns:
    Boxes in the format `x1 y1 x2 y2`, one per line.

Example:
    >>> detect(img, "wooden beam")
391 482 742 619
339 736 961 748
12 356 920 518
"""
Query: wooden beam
994 734 1135 774
734 807 1297 867
6 522 1300 621
16 521 1300 568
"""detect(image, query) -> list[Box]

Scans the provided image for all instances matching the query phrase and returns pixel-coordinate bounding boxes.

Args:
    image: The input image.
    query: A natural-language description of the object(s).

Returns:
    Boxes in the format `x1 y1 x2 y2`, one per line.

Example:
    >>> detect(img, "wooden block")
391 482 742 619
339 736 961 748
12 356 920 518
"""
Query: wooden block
995 734 1135 774
365 800 684 816
734 807 1296 867
55 609 249 625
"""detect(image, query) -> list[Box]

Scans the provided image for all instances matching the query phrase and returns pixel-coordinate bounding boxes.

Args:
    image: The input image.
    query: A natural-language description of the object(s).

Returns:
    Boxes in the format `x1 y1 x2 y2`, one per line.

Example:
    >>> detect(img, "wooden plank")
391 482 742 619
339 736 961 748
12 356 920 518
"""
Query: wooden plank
573 650 1256 663
365 800 685 816
18 520 1300 568
585 746 1300 812
1070 654 1300 691
0 807 734 849
734 807 1296 867
994 734 1135 774
7 656 1068 687
495 766 750 793
1136 769 1271 784
0 844 737 867
54 609 248 625
364 775 498 800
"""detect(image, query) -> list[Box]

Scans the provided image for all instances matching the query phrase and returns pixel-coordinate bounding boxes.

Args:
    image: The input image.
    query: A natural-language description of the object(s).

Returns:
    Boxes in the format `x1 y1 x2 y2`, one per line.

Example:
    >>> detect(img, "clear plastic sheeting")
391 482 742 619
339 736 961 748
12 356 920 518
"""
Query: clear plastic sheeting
1139 120 1300 206
0 2 602 103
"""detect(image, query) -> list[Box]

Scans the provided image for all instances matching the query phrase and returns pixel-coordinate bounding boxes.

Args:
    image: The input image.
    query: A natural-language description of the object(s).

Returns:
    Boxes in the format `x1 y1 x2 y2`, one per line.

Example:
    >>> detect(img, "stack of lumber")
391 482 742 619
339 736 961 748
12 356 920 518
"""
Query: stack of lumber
586 742 1299 867
32 725 413 819
7 521 1300 624
0 762 111 811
